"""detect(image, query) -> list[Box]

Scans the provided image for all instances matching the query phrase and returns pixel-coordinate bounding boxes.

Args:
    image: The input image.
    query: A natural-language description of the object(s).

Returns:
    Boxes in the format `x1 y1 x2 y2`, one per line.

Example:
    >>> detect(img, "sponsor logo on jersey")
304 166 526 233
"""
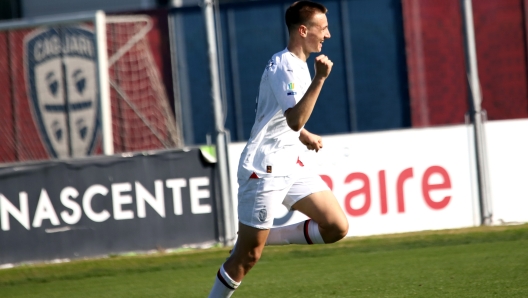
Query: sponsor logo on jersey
24 26 99 158
287 82 296 95
266 59 275 71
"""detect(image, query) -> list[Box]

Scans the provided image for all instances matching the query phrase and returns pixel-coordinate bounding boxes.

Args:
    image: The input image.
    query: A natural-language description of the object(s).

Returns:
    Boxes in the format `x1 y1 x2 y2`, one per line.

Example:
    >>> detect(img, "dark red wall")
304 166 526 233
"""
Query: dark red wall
474 0 528 120
0 32 16 162
402 0 528 126
402 0 469 127
10 29 49 162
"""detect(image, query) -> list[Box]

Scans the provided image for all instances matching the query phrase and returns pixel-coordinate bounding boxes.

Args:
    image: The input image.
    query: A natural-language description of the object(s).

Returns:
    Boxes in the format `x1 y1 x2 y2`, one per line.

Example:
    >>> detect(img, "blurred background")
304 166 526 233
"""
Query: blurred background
1 0 527 151
1 0 528 265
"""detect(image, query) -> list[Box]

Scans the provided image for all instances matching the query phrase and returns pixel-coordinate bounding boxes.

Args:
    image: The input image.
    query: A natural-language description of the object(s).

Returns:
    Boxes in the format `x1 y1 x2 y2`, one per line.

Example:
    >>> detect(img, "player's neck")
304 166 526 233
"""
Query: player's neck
287 43 309 62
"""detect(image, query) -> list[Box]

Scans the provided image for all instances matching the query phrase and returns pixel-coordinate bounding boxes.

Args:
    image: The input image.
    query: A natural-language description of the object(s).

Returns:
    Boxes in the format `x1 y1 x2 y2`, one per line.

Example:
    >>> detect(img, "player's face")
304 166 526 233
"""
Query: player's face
305 13 331 53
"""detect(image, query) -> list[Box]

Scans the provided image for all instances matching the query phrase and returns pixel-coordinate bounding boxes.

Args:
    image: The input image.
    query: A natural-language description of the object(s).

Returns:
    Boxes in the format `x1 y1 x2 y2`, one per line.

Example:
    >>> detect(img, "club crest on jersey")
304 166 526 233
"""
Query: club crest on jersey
24 26 100 158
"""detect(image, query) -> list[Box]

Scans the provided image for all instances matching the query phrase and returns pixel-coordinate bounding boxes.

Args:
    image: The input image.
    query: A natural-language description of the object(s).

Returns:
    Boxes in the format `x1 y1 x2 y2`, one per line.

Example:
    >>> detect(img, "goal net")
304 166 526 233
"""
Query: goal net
107 15 181 154
0 11 181 163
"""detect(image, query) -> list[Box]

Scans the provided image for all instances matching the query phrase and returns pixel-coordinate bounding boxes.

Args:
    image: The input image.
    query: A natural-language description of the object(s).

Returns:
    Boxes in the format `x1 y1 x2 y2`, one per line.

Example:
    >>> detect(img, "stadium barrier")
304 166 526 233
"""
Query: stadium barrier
228 125 482 237
229 121 528 236
485 119 528 224
0 148 219 266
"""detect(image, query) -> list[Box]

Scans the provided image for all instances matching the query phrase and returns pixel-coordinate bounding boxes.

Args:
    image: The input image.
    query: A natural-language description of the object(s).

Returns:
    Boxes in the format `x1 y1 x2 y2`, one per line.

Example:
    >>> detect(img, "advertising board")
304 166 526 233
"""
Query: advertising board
0 149 217 265
228 126 479 236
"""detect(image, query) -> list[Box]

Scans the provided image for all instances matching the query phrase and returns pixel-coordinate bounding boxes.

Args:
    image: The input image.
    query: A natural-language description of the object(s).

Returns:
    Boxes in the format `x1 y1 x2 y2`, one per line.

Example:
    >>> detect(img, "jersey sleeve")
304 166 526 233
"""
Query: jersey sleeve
268 60 303 114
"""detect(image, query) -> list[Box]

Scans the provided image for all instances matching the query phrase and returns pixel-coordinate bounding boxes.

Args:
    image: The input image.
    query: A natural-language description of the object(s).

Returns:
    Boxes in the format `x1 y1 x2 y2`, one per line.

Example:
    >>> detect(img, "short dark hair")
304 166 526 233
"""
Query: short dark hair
285 1 328 32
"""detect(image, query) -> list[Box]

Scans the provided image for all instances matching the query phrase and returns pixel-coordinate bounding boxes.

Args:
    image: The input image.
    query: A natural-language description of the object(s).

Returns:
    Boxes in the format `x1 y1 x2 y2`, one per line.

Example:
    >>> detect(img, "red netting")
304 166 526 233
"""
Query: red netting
0 16 180 164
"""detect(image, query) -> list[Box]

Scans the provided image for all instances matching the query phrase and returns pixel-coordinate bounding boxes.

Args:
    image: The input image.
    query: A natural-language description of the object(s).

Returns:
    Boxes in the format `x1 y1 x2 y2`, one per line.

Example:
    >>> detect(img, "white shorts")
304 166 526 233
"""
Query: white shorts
237 172 330 229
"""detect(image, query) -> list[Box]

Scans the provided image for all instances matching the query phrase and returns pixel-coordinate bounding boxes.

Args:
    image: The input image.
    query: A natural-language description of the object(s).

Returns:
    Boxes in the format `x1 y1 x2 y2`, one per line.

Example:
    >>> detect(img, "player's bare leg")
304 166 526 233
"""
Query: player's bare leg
224 223 269 280
292 190 348 243
266 190 348 245
208 223 269 297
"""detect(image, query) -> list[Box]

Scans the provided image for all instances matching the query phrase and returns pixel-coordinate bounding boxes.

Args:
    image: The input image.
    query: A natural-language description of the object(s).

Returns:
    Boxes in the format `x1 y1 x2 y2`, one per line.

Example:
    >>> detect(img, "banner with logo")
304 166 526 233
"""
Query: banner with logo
25 26 99 158
0 24 101 163
0 149 218 265
0 9 175 163
228 125 480 237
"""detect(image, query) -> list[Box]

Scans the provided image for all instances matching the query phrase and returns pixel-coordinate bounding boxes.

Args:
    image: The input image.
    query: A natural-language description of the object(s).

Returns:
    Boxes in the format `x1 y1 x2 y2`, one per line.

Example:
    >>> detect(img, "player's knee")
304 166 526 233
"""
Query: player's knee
335 219 349 240
334 211 349 241
324 220 348 243
242 248 263 270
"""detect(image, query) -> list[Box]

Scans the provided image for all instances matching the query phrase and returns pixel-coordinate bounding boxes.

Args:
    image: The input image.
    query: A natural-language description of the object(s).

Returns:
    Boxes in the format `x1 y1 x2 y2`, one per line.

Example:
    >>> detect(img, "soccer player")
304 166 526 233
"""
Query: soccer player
208 1 348 297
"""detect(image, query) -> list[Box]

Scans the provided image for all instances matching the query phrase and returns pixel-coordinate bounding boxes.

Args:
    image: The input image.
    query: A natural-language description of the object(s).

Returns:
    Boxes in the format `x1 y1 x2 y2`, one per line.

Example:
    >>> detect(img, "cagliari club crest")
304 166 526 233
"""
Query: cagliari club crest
24 26 99 158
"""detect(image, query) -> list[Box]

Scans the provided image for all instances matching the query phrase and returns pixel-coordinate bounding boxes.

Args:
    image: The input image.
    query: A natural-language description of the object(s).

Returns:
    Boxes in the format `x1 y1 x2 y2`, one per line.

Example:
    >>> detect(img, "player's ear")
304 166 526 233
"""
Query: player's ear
298 25 307 37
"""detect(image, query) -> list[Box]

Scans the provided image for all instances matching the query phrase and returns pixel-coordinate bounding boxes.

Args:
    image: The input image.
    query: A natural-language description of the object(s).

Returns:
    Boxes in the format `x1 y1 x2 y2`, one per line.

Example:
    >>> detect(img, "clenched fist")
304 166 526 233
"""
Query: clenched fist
314 55 333 79
299 130 323 152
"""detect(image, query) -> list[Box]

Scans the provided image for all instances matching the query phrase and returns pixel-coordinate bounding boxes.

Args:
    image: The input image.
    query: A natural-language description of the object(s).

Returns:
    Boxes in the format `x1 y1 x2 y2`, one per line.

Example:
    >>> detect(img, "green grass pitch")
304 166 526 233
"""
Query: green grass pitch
1 224 527 297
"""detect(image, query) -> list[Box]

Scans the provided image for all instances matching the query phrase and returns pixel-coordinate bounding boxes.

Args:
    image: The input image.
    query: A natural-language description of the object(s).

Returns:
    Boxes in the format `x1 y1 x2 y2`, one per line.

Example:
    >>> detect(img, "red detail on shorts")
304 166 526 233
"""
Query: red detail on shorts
297 157 304 167
250 172 259 179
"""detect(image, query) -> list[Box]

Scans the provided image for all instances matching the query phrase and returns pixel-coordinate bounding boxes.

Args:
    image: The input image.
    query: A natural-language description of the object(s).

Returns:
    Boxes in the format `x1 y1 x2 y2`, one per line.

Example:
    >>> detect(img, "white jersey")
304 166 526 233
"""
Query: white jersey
238 48 312 180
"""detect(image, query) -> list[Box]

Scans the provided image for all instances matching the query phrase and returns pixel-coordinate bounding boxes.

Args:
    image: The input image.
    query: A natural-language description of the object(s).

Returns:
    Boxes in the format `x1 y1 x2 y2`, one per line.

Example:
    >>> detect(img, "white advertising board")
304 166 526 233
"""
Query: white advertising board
228 125 479 237
485 119 528 224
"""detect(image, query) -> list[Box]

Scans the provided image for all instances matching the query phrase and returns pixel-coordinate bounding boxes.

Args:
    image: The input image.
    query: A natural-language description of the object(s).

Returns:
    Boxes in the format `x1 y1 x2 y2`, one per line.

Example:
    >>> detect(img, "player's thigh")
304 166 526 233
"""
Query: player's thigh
283 173 346 227
292 190 347 228
238 176 289 229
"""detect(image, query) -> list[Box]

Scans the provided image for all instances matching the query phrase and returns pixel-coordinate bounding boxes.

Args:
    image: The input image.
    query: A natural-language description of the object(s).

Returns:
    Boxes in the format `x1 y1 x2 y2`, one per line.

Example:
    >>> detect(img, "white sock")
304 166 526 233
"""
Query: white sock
266 219 325 245
208 264 241 298
307 219 325 244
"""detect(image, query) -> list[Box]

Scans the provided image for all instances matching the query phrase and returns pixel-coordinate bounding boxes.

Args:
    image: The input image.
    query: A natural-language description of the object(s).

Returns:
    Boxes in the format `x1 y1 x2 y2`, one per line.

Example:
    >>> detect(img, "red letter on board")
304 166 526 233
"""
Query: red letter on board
320 175 333 191
378 170 388 214
422 166 451 210
344 173 371 216
396 168 413 213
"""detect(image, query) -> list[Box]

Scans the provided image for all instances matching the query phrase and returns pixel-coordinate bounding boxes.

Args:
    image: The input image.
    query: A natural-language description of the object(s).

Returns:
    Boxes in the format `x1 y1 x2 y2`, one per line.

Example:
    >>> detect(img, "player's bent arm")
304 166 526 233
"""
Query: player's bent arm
284 75 326 131
299 128 314 145
299 128 323 152
284 55 333 131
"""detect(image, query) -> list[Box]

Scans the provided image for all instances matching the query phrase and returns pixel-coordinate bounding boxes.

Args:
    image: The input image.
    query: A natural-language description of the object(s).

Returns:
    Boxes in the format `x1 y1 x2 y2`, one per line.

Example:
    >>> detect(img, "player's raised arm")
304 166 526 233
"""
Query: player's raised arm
284 55 333 131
